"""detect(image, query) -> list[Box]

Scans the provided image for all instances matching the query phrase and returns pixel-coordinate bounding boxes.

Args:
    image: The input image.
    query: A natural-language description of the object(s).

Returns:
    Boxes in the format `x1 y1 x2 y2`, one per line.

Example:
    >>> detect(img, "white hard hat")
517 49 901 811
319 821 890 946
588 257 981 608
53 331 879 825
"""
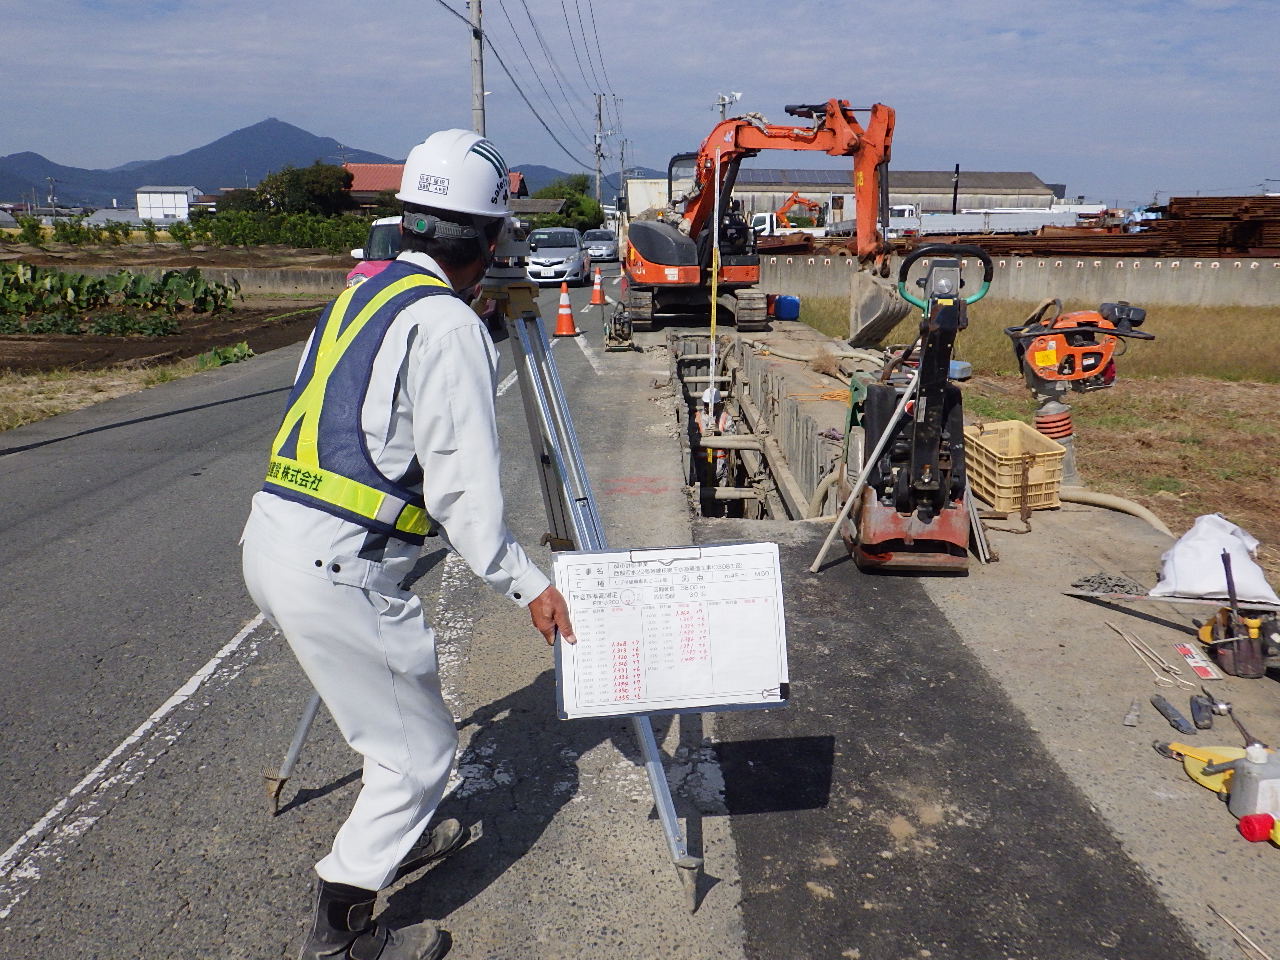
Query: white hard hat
397 129 512 218
701 388 722 406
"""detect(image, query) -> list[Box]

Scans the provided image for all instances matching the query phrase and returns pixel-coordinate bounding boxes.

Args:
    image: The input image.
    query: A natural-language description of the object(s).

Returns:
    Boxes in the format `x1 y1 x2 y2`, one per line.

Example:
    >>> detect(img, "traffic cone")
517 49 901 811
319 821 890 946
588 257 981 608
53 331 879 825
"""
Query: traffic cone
590 267 606 306
553 281 579 337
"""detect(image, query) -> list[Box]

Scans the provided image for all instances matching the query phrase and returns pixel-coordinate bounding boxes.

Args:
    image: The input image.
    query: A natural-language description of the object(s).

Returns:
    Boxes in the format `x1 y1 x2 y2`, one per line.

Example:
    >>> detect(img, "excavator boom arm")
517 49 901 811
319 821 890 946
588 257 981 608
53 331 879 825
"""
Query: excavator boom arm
682 99 895 264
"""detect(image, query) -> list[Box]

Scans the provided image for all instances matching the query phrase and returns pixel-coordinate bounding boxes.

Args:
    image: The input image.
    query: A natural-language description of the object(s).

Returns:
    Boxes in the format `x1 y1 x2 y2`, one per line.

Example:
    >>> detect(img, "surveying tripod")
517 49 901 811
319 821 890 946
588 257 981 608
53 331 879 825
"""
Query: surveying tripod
265 229 704 910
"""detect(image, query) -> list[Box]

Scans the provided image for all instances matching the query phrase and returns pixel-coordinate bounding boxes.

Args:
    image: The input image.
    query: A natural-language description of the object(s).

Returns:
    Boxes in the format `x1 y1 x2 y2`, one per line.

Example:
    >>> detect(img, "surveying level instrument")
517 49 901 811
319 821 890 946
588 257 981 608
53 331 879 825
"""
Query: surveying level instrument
267 220 704 910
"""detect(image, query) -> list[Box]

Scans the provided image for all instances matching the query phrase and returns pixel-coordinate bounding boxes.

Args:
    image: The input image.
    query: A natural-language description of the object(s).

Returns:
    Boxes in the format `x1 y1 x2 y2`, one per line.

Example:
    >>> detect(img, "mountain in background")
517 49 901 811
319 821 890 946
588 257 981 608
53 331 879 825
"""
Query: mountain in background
0 118 394 208
0 117 668 209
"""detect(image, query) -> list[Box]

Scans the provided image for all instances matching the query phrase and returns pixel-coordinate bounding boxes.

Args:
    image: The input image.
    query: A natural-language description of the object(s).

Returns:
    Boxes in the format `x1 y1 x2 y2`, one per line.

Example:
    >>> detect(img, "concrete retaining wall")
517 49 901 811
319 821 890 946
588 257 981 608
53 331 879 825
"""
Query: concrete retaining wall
66 265 348 297
759 254 1280 307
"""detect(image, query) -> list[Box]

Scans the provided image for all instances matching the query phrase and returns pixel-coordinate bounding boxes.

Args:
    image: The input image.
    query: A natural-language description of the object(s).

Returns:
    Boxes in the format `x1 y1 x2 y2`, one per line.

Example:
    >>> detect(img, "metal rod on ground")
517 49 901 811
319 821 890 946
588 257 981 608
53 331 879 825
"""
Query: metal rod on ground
265 691 323 815
808 369 920 573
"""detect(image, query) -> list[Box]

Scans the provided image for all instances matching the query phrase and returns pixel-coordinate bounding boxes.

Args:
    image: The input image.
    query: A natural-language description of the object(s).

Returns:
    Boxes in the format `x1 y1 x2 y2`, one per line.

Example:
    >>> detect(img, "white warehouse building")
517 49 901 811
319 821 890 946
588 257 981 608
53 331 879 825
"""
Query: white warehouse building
135 186 201 221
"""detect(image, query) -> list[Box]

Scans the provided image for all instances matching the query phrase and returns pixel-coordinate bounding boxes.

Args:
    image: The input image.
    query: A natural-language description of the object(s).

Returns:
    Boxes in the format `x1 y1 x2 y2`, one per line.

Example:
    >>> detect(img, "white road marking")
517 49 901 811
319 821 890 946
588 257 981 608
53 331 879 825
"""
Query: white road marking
0 614 268 919
574 334 605 374
497 335 558 397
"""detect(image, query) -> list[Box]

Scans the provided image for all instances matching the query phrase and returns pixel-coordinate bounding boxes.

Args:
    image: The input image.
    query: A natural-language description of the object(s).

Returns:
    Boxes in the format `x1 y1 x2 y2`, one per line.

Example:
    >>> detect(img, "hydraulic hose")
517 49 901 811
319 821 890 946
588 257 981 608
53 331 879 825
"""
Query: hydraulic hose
806 463 843 519
743 338 883 366
1057 487 1173 537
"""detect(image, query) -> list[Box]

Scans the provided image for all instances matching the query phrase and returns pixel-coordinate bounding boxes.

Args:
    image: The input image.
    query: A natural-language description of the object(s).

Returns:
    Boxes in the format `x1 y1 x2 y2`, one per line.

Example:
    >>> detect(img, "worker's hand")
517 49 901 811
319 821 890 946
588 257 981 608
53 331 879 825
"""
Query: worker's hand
529 585 575 646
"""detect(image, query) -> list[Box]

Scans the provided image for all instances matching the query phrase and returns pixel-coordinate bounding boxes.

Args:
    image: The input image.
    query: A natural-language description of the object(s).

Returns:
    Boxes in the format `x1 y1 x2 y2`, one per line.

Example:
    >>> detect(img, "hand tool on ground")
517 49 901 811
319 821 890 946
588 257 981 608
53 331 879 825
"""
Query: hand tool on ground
1153 741 1245 797
1189 694 1214 730
1106 621 1196 688
1227 707 1269 750
1123 698 1141 726
1150 694 1197 735
1201 685 1232 716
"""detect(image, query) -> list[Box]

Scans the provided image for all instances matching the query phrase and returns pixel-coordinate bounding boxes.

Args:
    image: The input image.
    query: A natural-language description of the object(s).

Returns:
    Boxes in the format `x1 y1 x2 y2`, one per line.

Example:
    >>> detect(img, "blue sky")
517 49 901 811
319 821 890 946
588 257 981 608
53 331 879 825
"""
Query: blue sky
2 0 1274 206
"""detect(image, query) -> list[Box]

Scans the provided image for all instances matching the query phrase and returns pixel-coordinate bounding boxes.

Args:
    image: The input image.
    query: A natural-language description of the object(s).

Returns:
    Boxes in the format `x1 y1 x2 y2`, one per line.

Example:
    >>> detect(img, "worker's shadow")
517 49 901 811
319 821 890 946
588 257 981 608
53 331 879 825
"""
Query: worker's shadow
381 669 700 920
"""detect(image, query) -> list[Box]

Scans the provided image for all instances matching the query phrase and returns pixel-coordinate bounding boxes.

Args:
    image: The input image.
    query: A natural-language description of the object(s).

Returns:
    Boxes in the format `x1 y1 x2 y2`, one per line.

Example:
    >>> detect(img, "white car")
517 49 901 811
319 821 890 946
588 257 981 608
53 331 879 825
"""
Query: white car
582 228 619 261
525 227 591 286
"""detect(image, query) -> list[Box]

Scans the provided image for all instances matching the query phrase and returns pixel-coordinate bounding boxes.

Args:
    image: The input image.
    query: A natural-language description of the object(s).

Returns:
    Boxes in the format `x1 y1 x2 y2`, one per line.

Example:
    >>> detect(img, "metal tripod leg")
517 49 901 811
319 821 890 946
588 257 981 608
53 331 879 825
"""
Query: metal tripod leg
493 280 703 910
265 691 322 815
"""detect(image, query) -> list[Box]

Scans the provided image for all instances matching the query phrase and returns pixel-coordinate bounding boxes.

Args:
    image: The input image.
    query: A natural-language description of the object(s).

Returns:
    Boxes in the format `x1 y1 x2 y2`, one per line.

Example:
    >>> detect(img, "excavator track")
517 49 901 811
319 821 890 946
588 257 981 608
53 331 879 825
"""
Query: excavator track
723 290 769 331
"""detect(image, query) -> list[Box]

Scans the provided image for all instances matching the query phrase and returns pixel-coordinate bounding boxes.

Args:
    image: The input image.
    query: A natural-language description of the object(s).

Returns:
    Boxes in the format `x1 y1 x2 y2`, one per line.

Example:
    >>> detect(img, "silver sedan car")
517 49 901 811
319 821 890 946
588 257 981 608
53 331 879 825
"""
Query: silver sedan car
582 228 619 262
526 227 592 286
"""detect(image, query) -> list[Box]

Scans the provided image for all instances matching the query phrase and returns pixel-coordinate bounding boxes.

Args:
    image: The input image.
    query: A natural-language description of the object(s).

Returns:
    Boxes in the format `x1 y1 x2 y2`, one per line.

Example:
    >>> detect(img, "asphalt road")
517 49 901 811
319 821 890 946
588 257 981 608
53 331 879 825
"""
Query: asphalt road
0 266 1207 958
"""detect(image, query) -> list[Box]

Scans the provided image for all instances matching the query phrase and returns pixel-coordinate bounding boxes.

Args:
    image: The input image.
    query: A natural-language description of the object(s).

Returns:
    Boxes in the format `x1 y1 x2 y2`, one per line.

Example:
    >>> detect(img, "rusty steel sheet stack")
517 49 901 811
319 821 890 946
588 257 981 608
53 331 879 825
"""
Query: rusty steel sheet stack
895 195 1280 258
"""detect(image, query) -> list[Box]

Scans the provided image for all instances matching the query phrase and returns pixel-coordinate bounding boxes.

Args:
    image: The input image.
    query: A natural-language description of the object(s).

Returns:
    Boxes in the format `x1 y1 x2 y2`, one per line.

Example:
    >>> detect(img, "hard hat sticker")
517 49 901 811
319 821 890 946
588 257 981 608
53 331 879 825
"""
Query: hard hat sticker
419 175 450 196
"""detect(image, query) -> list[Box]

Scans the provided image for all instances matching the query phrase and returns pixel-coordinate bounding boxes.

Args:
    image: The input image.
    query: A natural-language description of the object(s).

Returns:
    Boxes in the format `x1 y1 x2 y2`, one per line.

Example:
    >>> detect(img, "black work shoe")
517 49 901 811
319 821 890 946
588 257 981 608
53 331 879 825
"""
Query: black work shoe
391 818 470 882
299 880 449 960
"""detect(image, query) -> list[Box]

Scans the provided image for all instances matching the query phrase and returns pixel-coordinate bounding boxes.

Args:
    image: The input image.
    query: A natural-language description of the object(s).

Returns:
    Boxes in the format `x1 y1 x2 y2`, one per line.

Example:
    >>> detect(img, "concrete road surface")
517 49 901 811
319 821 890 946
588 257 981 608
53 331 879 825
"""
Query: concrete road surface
0 273 1223 959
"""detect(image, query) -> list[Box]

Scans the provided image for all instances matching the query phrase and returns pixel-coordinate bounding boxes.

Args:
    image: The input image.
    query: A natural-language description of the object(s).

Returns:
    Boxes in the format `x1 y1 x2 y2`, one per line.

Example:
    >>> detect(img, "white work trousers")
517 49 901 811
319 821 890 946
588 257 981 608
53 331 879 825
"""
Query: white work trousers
242 542 458 891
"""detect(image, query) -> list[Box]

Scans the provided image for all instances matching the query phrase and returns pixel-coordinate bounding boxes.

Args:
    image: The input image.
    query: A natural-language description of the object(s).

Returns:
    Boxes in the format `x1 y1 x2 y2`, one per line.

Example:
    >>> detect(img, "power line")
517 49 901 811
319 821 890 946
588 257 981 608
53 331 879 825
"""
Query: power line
494 0 591 149
584 1 615 96
558 0 595 96
485 36 595 171
512 0 596 142
430 0 594 172
571 0 605 94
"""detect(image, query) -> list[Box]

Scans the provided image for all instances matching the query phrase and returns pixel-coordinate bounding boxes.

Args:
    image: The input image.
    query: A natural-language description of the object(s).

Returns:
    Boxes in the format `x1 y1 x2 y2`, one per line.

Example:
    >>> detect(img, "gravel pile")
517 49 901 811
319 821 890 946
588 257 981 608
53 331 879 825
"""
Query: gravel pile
1070 572 1149 594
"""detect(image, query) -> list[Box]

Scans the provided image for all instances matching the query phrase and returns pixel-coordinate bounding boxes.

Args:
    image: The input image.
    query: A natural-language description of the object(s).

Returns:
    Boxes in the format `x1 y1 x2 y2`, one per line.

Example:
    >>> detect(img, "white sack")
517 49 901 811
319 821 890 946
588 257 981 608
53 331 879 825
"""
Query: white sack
1149 513 1280 604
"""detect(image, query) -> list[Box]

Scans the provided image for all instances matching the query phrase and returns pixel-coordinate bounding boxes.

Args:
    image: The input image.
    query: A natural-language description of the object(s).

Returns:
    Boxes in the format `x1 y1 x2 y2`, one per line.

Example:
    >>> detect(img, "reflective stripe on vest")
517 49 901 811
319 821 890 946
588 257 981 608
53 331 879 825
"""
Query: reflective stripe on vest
262 262 451 542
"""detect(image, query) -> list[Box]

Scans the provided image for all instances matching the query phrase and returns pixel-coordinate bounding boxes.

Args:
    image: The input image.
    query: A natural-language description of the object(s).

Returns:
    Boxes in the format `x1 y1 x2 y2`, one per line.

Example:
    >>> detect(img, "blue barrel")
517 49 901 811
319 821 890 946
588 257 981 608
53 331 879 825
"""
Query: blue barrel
774 295 801 321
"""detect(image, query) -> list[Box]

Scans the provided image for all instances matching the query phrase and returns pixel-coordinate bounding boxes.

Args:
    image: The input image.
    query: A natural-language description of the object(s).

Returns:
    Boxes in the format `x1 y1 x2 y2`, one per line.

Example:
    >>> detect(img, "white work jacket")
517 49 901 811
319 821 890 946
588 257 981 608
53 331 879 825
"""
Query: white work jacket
243 250 550 608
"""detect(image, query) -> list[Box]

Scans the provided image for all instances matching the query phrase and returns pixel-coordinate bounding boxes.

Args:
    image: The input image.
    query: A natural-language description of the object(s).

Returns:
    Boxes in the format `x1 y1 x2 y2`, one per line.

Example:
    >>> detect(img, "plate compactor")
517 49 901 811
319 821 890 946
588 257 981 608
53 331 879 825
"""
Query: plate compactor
852 244 993 572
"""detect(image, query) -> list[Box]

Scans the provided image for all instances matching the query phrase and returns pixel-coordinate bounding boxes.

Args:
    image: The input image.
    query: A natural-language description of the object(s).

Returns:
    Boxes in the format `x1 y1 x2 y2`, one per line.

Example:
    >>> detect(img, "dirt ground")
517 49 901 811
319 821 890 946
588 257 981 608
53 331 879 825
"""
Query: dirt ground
0 301 325 374
967 375 1280 579
0 240 351 272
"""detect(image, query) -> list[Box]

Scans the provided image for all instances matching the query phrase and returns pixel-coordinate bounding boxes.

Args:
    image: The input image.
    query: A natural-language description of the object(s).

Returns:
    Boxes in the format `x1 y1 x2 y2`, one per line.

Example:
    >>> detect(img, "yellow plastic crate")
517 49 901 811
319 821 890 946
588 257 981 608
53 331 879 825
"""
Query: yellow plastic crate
964 420 1065 511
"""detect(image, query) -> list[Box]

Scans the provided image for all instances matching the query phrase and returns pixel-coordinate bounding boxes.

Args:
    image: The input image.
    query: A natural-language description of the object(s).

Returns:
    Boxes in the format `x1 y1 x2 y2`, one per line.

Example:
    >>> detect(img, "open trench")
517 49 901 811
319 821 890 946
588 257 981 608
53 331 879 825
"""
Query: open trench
668 331 868 527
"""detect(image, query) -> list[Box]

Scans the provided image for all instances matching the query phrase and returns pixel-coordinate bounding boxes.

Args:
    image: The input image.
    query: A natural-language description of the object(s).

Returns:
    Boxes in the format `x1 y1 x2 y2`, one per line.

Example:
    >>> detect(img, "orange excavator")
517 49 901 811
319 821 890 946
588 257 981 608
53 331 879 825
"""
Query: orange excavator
775 190 824 229
617 99 902 336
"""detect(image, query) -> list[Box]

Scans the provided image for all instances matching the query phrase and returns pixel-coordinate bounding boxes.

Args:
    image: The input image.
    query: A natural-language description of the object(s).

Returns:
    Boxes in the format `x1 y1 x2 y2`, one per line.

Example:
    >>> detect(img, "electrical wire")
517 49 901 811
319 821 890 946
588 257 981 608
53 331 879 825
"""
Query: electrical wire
427 0 595 173
571 0 605 95
517 0 594 117
558 0 595 97
495 0 591 149
485 37 596 171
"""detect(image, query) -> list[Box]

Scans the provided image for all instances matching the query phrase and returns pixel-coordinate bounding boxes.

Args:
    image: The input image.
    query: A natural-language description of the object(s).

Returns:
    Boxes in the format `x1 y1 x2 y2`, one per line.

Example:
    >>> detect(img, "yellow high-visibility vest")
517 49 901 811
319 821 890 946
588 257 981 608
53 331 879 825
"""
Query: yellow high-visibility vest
262 261 453 543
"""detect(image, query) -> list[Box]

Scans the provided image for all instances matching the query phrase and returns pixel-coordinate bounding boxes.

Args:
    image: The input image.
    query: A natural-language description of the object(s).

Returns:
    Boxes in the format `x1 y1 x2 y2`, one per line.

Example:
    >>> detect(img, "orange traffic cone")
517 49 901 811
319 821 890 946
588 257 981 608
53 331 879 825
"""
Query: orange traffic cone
589 267 606 306
553 281 579 337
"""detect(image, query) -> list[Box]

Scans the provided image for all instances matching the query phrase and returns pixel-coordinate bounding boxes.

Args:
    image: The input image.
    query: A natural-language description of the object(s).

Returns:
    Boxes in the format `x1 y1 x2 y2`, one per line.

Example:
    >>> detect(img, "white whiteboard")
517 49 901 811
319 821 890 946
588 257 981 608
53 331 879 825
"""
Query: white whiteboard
553 542 789 719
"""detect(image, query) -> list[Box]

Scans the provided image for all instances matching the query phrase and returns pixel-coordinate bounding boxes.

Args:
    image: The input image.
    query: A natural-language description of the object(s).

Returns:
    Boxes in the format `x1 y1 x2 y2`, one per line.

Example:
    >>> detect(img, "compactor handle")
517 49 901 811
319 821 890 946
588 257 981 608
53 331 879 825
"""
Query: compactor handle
897 244 994 309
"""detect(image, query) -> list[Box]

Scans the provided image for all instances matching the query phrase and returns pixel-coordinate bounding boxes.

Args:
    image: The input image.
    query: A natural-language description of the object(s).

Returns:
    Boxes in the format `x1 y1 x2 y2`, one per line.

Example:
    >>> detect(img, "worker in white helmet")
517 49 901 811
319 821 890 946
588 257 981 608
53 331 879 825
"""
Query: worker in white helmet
241 129 574 960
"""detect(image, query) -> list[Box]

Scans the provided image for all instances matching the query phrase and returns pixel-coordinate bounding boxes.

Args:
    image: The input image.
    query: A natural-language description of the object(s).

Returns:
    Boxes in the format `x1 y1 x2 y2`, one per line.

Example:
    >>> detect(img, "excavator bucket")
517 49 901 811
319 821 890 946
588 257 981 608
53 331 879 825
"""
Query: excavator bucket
849 272 910 347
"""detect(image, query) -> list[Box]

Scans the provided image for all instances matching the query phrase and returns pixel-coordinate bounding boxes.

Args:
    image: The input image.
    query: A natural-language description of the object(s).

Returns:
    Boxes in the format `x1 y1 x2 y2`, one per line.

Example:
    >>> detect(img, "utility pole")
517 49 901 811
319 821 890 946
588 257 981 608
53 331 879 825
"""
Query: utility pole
469 0 485 136
594 92 603 204
950 163 960 215
617 137 629 220
45 177 57 212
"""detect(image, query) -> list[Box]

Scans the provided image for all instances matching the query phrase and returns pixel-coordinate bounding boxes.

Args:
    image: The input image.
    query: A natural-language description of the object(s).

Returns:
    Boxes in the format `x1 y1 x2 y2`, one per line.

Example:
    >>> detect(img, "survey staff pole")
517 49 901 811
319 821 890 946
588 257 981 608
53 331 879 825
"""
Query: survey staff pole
482 250 704 910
